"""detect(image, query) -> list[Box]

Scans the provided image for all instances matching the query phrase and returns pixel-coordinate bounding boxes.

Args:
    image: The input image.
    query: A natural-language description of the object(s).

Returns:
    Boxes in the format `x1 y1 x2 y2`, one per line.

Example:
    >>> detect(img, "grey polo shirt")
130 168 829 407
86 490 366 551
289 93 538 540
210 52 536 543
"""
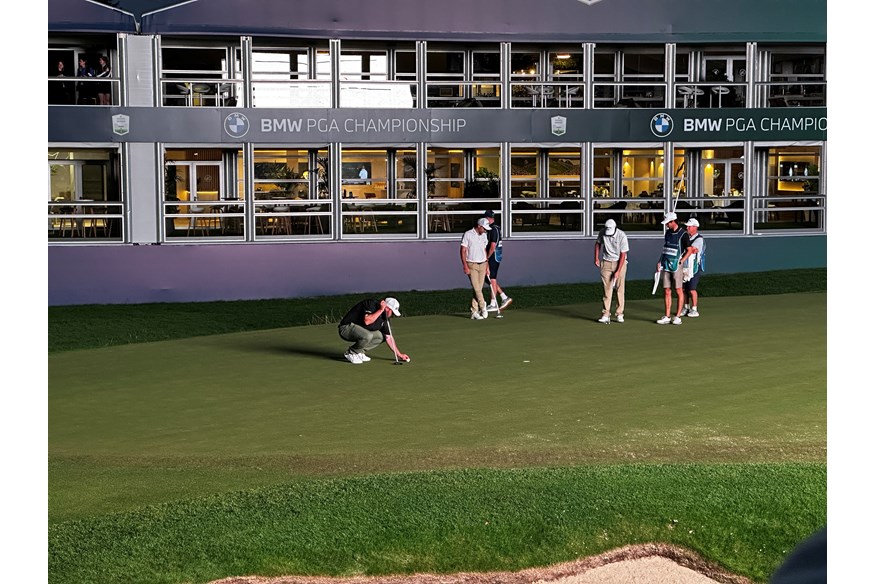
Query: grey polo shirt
596 229 629 261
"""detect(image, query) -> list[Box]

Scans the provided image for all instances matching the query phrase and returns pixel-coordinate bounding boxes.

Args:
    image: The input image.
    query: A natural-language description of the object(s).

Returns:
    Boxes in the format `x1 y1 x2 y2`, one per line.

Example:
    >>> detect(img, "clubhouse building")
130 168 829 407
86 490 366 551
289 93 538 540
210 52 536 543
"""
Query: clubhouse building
48 0 827 304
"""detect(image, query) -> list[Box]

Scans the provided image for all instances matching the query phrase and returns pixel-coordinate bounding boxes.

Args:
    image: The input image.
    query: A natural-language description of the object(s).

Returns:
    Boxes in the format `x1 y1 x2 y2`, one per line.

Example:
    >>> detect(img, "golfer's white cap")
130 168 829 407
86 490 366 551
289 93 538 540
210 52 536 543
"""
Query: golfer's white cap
685 218 700 227
384 297 401 316
604 218 617 235
477 217 492 230
661 212 678 225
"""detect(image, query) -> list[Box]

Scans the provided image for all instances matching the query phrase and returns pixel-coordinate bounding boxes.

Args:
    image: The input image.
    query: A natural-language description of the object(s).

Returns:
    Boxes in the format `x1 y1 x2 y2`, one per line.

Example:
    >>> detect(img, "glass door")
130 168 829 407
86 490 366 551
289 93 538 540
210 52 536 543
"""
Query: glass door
705 158 744 197
165 162 224 236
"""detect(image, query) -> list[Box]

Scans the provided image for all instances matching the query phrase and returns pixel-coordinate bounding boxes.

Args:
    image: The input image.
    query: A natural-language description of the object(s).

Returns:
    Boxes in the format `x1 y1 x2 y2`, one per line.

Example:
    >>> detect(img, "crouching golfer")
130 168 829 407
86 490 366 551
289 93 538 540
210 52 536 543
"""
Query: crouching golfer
338 297 410 365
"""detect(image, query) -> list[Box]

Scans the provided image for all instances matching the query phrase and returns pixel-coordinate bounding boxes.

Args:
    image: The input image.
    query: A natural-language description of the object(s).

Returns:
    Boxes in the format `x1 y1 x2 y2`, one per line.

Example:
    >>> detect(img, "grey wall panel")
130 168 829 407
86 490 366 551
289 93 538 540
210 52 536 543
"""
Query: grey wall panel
127 142 160 244
122 34 156 107
48 235 826 305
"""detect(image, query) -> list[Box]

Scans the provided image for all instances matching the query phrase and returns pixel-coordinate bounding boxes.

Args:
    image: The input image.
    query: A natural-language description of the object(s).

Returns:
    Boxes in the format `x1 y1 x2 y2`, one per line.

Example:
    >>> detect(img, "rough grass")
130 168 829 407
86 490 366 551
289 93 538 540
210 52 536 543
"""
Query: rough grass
49 464 825 584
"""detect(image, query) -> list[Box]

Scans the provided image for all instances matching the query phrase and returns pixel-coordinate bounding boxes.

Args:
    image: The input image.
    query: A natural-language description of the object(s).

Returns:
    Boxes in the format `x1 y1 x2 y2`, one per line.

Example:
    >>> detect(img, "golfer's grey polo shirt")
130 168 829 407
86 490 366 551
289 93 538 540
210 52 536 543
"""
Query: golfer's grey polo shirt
597 229 629 261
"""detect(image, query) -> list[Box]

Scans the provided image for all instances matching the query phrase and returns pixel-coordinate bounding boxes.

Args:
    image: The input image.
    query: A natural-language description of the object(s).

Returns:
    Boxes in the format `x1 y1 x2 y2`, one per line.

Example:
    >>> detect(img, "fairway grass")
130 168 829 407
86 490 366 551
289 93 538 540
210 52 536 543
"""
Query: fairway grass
48 290 826 584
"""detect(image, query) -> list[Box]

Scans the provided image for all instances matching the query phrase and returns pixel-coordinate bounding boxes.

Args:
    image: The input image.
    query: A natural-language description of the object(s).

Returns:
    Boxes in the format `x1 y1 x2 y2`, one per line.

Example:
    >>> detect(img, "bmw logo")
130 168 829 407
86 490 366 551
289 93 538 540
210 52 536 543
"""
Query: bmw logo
224 112 250 138
650 113 674 138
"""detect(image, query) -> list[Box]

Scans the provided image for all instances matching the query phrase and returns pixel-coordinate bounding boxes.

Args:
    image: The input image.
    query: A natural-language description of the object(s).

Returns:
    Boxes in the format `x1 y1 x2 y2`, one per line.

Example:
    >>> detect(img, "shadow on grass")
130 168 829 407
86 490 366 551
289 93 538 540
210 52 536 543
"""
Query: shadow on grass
239 341 344 362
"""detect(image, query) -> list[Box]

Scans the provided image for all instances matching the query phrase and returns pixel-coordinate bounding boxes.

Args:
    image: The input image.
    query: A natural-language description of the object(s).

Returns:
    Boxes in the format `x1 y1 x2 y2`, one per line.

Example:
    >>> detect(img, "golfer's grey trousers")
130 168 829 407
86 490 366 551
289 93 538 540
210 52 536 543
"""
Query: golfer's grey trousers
338 322 384 352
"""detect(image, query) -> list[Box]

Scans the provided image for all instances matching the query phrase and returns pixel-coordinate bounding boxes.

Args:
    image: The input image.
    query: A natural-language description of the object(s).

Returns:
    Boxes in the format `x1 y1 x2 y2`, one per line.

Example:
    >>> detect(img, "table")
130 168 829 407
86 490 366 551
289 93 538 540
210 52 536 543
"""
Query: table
710 86 730 108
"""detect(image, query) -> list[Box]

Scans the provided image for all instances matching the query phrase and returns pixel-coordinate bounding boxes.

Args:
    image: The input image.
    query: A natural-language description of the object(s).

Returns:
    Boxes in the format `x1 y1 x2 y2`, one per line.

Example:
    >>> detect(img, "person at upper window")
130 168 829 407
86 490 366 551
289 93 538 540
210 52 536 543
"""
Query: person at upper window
358 166 369 181
76 57 95 105
95 55 112 106
50 60 74 105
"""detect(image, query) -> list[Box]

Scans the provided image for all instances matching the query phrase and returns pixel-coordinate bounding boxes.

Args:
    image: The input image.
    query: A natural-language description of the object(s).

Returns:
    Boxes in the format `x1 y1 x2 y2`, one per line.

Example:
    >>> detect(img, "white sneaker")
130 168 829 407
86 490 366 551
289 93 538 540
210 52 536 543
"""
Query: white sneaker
486 302 499 312
656 316 671 325
499 297 513 310
471 311 485 320
344 350 363 364
616 314 624 323
480 309 489 319
688 309 700 318
597 315 611 324
357 352 371 362
680 307 690 317
672 316 683 325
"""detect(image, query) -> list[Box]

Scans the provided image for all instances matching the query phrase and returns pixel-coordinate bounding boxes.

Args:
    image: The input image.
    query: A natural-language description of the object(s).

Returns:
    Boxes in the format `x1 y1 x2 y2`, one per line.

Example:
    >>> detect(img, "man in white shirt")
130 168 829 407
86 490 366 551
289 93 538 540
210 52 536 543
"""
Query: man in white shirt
594 218 629 324
460 217 491 320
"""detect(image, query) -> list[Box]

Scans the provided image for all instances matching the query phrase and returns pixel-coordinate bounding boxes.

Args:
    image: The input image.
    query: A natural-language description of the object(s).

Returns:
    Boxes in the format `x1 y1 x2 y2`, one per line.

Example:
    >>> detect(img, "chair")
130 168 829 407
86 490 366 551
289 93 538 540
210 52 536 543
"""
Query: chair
595 201 627 226
713 200 744 228
188 205 211 235
272 206 292 235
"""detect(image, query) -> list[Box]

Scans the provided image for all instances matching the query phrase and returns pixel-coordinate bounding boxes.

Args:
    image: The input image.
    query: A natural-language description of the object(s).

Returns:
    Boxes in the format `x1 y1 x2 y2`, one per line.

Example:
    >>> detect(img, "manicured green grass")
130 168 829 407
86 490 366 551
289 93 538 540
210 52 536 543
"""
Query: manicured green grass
48 271 826 584
48 268 826 352
49 464 825 584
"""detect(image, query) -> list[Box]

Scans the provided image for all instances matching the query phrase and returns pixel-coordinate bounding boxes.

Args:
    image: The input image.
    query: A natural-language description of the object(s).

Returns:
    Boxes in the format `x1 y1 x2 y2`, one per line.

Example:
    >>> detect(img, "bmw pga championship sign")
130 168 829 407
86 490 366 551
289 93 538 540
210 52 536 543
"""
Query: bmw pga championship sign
46 107 827 143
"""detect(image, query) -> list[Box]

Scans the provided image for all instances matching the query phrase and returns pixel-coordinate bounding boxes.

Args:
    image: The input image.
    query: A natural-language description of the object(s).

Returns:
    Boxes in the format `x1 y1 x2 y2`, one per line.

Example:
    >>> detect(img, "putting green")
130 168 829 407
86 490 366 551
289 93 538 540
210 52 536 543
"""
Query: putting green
49 292 825 521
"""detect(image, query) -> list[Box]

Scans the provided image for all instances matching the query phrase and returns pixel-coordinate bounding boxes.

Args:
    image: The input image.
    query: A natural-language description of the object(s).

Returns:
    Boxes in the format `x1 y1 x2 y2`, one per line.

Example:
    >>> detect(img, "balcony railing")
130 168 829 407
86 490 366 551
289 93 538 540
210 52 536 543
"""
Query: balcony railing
161 79 244 107
510 82 585 108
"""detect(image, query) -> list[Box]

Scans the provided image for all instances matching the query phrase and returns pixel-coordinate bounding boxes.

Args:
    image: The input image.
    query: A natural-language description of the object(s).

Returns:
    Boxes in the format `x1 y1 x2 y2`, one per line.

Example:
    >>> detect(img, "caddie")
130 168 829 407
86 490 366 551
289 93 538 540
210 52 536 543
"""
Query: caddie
655 212 686 325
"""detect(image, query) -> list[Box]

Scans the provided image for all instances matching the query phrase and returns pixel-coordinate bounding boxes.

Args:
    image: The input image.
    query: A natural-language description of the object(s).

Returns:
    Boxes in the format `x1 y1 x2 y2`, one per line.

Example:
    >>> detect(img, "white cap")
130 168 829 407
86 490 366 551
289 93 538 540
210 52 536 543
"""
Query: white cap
477 217 492 230
384 297 401 316
685 218 700 227
661 212 678 225
604 218 617 235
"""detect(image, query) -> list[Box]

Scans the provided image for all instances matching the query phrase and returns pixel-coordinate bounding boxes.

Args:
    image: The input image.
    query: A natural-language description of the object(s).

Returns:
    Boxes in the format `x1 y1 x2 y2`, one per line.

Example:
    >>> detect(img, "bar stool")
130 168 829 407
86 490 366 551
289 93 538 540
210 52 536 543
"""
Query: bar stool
304 207 325 234
273 206 292 235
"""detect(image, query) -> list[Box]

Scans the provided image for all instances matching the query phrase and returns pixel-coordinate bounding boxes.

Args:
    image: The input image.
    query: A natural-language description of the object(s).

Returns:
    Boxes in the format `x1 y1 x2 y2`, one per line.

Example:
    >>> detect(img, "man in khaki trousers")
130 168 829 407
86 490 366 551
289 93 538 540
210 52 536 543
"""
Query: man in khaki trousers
594 218 629 324
460 217 491 320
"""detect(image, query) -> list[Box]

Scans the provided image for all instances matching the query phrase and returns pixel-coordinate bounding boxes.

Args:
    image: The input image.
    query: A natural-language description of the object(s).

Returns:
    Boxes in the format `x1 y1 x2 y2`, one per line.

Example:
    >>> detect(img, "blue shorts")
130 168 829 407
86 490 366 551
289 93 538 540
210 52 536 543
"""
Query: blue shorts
684 271 702 291
488 257 501 279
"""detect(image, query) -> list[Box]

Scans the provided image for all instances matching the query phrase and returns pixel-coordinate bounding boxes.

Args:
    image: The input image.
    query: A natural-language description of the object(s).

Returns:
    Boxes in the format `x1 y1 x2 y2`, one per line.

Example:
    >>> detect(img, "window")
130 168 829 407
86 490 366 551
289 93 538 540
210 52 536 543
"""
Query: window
252 46 328 107
49 44 116 106
592 147 668 232
594 46 665 108
163 148 243 240
426 50 464 106
48 149 122 241
340 49 388 81
546 149 583 232
755 145 823 231
697 146 745 231
161 45 238 107
341 148 416 238
510 150 538 199
767 47 826 107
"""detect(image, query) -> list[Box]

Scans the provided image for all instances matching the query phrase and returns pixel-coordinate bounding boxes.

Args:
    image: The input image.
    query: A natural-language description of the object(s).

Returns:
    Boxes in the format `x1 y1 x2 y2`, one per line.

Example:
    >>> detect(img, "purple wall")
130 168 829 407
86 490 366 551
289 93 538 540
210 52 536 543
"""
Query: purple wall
48 236 826 305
